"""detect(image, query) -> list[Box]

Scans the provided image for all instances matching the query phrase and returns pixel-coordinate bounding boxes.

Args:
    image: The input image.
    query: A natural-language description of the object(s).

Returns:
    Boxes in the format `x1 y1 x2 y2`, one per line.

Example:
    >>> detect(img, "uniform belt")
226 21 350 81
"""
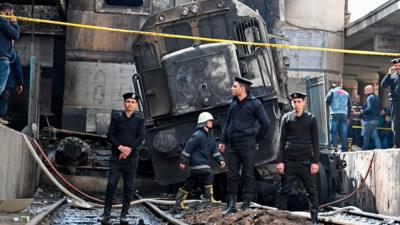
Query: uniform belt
0 57 9 61
285 159 311 164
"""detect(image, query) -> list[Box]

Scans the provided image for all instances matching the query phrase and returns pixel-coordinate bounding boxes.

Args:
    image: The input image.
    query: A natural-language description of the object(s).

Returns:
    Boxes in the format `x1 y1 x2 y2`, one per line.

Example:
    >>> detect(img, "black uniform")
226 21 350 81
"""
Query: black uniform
221 93 269 201
104 110 145 216
181 127 224 190
381 72 400 147
276 111 320 210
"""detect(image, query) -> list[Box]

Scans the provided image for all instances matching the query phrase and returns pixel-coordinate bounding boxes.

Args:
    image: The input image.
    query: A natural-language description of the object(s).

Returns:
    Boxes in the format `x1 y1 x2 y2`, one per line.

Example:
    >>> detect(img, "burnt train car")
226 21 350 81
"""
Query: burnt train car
42 0 340 204
131 0 289 187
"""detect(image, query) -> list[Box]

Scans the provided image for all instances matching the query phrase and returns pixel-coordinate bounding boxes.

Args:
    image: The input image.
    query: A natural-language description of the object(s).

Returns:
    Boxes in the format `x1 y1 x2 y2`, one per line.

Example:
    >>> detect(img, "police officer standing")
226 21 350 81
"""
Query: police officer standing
381 58 400 147
219 76 269 213
98 92 145 225
276 92 320 225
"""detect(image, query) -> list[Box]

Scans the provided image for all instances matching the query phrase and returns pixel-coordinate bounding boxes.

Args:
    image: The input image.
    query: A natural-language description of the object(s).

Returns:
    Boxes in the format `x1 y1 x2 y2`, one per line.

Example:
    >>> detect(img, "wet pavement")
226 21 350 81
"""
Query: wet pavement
49 204 165 225
0 186 166 225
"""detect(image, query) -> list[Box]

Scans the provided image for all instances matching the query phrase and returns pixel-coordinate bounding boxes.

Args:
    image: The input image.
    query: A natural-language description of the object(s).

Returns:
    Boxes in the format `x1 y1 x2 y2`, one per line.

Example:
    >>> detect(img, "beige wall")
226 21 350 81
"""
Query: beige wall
285 0 345 31
283 0 345 91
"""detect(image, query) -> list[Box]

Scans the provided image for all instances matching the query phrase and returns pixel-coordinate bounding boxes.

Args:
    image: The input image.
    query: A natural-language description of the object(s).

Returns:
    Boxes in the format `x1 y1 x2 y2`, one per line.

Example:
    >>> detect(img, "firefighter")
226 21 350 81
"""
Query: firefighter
98 92 145 225
276 92 320 225
381 58 400 147
176 112 225 210
219 76 270 213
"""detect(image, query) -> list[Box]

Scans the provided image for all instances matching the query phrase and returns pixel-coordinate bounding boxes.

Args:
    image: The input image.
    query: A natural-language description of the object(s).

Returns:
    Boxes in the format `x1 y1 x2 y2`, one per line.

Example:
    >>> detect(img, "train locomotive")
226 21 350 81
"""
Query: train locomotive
37 0 341 205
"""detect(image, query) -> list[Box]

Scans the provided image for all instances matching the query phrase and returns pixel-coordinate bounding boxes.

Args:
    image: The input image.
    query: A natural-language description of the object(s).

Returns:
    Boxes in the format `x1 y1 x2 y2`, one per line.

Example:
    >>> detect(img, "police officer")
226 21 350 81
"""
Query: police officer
219 76 269 213
276 92 320 225
381 58 400 147
98 92 145 225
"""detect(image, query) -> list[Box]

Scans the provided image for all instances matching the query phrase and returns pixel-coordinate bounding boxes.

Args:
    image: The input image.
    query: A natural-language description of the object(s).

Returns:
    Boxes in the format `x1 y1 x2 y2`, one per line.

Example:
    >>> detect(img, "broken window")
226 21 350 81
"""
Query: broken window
105 0 144 7
198 14 228 40
135 43 160 71
163 23 194 53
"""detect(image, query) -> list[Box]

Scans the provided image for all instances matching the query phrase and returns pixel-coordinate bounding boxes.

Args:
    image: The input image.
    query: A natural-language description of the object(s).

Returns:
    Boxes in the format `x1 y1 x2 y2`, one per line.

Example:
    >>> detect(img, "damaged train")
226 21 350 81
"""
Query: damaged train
23 0 343 205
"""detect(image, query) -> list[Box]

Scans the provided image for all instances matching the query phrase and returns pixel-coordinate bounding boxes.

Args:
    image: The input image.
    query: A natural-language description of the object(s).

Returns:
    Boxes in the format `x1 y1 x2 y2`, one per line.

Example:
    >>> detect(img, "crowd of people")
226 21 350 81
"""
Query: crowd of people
0 3 23 125
326 60 400 151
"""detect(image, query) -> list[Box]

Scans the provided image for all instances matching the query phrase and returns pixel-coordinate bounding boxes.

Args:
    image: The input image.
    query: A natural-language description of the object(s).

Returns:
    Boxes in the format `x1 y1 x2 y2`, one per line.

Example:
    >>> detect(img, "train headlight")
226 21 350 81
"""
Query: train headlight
190 4 200 14
181 7 190 16
158 15 165 22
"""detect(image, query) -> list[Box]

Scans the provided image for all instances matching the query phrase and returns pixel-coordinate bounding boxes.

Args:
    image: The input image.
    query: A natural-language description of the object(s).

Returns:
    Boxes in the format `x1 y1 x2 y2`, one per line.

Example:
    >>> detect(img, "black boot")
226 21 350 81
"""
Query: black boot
223 195 237 214
311 209 318 225
241 198 251 211
98 207 111 225
120 206 129 225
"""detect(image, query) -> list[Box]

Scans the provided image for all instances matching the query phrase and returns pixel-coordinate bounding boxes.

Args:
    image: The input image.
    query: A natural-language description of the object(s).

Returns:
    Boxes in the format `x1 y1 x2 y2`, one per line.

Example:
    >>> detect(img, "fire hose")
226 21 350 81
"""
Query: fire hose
319 151 376 209
22 134 200 209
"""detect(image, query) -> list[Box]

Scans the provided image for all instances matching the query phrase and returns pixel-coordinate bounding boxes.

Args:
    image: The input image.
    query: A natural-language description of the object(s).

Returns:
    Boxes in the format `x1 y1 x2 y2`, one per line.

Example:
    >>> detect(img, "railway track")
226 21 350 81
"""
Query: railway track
18 191 400 225
320 206 400 225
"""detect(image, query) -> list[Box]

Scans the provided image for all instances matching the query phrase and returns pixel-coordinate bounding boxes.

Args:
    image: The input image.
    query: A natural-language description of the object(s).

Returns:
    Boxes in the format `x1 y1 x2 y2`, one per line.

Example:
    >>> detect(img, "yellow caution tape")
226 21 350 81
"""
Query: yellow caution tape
2 15 400 57
352 125 393 131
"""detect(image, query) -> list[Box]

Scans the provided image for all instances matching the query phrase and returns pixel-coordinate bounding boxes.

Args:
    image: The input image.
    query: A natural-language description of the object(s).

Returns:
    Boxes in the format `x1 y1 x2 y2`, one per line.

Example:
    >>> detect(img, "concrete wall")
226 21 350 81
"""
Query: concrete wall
282 0 345 93
0 125 40 200
341 149 400 216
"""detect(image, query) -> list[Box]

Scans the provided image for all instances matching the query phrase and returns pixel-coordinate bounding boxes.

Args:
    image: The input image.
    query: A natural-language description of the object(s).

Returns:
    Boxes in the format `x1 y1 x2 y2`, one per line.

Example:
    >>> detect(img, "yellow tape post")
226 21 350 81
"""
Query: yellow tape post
2 14 400 57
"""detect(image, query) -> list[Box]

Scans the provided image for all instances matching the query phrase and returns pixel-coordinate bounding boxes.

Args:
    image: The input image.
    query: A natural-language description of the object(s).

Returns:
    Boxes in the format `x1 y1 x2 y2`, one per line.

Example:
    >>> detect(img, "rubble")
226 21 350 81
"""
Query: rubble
171 202 311 225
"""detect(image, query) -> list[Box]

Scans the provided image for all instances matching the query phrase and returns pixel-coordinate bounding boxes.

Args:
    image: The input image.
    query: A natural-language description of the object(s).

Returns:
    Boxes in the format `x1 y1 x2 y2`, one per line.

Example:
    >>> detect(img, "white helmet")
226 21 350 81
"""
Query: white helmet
197 112 214 124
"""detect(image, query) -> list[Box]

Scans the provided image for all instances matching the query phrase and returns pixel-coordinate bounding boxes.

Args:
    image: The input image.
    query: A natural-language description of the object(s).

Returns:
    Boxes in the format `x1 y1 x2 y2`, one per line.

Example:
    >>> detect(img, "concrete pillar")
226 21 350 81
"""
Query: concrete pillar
0 125 40 200
282 0 345 93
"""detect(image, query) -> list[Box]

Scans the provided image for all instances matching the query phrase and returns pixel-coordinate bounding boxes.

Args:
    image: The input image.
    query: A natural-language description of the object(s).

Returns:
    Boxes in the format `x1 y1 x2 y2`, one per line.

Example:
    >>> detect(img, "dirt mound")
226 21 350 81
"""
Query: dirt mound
176 202 311 225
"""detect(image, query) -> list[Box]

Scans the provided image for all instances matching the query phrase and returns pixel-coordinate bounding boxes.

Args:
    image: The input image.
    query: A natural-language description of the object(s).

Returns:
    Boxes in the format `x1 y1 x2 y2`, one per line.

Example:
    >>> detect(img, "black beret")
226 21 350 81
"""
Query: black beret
122 92 140 101
234 76 253 86
290 91 307 99
391 58 400 64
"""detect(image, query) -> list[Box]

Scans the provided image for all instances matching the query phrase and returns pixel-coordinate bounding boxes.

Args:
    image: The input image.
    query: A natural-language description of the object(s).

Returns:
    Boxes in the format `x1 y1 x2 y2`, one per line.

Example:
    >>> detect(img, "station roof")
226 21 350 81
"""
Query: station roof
345 0 400 49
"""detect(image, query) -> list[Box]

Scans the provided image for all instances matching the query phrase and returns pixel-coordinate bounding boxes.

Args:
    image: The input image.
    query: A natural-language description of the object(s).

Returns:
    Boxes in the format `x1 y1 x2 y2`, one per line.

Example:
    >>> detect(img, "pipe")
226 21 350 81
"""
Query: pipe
134 193 189 225
318 206 363 217
25 134 199 208
291 211 359 225
22 134 97 209
331 206 400 222
26 198 66 225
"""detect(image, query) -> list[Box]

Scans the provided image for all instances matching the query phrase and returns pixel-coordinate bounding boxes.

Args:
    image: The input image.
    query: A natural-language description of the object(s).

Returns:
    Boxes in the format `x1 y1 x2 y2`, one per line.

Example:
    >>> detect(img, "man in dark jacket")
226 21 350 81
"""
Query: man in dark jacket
0 50 23 124
219 76 269 213
98 92 145 225
381 58 400 147
361 85 381 150
276 92 320 225
0 3 20 97
175 112 225 210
